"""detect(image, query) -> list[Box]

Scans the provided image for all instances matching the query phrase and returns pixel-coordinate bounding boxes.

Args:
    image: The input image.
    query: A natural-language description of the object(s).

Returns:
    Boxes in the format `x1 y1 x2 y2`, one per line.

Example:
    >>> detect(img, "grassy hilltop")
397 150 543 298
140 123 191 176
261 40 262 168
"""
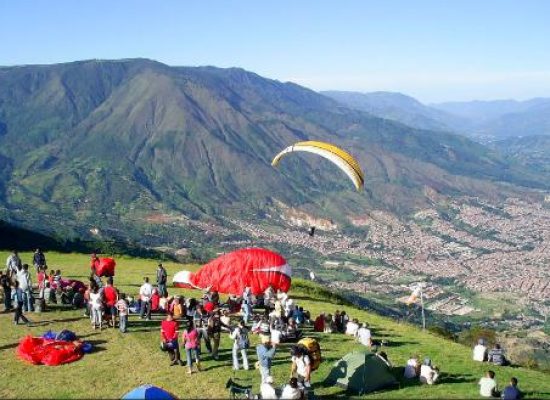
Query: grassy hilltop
1 251 549 399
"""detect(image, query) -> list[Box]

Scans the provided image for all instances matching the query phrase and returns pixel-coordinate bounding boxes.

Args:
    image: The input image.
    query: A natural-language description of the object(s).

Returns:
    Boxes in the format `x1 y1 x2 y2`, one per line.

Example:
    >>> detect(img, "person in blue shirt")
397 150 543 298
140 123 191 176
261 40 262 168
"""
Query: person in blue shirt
256 340 277 383
502 377 522 400
11 281 30 325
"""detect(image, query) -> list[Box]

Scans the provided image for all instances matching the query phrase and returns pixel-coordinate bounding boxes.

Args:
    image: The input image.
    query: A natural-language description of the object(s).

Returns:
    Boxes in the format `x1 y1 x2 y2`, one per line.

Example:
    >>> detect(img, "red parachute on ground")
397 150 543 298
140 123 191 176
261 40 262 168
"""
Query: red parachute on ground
17 336 83 366
173 248 292 296
93 257 116 277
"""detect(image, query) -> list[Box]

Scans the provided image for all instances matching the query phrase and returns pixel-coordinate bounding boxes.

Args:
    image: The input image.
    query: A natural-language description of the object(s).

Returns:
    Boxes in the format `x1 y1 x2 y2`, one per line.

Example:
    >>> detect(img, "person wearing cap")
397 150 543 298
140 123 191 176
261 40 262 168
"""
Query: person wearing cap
156 263 168 297
260 375 278 400
419 358 439 385
473 338 488 362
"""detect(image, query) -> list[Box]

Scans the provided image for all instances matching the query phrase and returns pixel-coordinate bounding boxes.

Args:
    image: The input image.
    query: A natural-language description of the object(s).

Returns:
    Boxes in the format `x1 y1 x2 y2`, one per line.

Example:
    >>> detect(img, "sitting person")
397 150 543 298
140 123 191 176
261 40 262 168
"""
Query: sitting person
377 351 392 368
280 377 302 400
501 377 521 400
150 289 160 312
479 370 499 398
159 295 170 312
293 307 305 325
404 355 420 379
345 318 360 336
160 313 183 366
313 313 325 332
488 344 508 366
172 296 184 319
419 358 439 385
260 375 278 400
356 323 372 347
473 338 488 362
281 318 302 342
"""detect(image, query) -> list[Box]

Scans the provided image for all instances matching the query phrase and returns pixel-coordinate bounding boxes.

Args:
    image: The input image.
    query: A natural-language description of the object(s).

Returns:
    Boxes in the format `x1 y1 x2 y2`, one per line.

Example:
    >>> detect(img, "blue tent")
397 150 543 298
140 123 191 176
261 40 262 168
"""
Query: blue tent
122 385 176 400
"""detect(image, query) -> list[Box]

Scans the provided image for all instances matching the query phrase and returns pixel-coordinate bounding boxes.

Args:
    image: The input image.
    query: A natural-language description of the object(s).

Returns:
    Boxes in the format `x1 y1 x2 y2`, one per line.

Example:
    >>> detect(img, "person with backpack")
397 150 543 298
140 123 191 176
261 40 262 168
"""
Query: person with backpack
182 320 201 374
194 305 213 354
230 319 250 370
156 263 168 297
290 346 311 388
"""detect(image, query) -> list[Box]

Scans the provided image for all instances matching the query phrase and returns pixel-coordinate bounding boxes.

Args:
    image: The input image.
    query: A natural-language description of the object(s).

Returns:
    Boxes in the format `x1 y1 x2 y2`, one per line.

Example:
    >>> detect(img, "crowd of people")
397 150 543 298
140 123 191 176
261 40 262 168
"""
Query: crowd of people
0 249 530 399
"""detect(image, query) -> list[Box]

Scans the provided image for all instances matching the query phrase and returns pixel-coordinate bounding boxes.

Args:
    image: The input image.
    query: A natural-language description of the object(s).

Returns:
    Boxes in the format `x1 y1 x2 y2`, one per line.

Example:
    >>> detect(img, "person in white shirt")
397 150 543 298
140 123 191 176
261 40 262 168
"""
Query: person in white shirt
356 323 372 347
291 347 311 388
345 318 360 336
479 370 498 397
281 377 302 400
139 277 153 320
6 250 21 277
419 358 439 385
473 338 488 362
260 375 278 400
404 355 420 379
89 286 103 330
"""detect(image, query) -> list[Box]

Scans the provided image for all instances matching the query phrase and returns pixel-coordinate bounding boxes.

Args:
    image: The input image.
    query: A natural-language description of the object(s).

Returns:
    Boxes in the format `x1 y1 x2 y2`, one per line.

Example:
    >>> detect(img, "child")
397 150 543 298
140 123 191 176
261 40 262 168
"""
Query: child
182 321 201 374
89 286 103 330
116 292 129 333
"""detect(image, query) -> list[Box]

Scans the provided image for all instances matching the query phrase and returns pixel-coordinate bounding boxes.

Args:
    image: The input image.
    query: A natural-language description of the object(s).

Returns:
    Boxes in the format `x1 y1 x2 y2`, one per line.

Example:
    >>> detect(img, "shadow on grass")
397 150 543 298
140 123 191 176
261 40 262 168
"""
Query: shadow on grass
86 339 108 353
437 372 476 384
0 342 19 351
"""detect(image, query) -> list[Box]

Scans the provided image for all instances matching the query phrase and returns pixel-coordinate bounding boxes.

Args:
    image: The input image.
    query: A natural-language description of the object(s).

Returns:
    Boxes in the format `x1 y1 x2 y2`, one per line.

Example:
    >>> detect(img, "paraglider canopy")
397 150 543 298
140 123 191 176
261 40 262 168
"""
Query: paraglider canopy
272 140 365 190
122 385 177 400
173 248 292 296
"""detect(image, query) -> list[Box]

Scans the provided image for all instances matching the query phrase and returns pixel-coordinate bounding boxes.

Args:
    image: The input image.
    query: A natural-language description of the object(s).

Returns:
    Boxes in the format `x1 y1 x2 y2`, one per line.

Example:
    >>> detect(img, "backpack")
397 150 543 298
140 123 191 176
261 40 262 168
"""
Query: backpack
297 337 322 371
238 328 250 350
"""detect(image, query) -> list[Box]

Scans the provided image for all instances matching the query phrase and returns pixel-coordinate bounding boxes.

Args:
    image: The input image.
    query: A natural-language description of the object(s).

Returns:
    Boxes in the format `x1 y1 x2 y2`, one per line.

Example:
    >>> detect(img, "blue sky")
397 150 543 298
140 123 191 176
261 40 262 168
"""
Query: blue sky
1 0 549 102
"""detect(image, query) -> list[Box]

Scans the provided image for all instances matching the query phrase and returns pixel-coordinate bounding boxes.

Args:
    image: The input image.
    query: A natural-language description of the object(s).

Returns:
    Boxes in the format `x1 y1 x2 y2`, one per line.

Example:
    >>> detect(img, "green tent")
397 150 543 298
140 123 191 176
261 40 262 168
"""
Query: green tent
324 351 398 395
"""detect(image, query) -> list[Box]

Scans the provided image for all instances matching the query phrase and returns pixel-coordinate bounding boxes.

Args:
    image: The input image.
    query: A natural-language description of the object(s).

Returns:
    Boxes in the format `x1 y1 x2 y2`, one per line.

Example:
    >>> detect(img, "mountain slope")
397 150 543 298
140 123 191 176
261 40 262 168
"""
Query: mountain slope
0 59 547 244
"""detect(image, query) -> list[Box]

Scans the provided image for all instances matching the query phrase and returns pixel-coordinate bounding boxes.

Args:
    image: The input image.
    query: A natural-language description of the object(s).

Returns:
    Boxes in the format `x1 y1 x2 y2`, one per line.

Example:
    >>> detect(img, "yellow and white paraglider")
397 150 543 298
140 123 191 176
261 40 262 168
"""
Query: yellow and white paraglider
271 141 364 190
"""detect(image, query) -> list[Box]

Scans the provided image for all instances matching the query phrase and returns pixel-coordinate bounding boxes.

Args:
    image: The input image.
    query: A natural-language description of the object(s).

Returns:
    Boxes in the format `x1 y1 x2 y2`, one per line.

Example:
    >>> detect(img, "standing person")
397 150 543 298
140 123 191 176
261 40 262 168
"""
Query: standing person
18 264 34 312
139 277 153 320
290 346 312 388
11 281 30 325
474 338 488 362
208 310 222 360
230 320 250 370
116 293 129 333
37 267 46 301
479 370 499 398
182 320 201 374
194 305 212 354
6 250 21 278
160 313 183 366
264 285 275 311
90 253 100 275
1 271 12 311
156 263 168 297
103 277 118 328
32 248 46 273
89 285 103 330
502 377 521 400
241 298 252 324
257 340 277 383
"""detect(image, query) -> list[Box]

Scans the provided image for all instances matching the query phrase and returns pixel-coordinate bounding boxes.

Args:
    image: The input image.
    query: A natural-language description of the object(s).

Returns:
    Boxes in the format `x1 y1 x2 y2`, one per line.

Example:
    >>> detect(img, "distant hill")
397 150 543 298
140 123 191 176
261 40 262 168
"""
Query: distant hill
432 98 550 139
322 90 465 133
490 135 550 175
0 59 547 245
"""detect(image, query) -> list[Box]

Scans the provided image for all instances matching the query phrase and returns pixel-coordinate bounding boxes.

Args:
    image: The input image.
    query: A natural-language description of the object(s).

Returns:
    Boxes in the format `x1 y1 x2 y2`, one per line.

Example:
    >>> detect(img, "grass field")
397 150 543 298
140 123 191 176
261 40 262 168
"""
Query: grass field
1 251 550 399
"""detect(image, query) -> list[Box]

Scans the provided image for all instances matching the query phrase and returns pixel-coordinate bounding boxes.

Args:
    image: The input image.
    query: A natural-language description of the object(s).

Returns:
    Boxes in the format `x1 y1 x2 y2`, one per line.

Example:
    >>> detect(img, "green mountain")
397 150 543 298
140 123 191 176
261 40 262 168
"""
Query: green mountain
490 135 550 175
0 59 547 244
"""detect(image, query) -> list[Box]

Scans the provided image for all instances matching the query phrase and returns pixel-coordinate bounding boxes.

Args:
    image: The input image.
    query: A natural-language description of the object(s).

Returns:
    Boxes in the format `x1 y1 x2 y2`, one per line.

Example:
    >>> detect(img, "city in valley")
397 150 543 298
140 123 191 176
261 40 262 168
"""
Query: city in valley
156 195 549 333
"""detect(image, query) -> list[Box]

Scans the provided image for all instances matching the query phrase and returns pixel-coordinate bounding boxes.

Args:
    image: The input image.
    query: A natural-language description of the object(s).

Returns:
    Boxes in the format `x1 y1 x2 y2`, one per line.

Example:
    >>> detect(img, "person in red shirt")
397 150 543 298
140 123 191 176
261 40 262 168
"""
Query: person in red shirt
151 289 160 312
103 277 118 328
161 313 183 366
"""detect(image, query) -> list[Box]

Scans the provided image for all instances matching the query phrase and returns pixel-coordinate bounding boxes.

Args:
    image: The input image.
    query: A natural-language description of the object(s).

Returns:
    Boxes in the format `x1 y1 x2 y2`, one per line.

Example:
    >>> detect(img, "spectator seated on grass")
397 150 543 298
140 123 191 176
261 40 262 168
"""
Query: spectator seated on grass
345 318 360 336
356 323 372 347
479 370 499 398
313 313 325 332
281 377 303 400
488 344 508 366
404 355 420 379
502 377 521 400
280 317 302 343
474 338 488 362
419 358 439 385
